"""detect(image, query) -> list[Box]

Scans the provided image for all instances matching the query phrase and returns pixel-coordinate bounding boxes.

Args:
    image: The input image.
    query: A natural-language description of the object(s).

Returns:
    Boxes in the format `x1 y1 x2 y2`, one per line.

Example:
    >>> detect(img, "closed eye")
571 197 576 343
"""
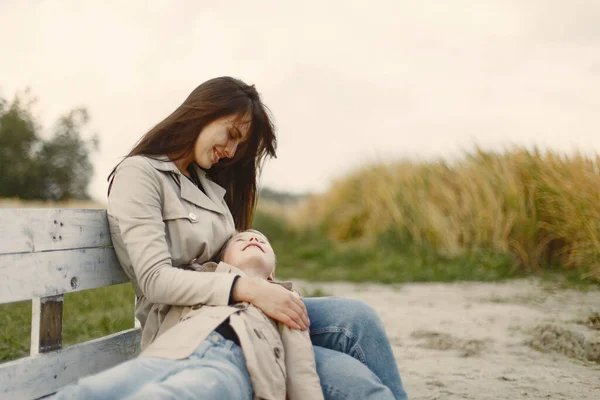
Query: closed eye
233 126 248 143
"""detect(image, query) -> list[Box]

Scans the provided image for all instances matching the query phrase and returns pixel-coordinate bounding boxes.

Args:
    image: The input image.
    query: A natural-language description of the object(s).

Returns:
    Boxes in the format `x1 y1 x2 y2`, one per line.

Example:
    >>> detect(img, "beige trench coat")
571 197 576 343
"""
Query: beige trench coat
143 262 324 400
107 155 237 349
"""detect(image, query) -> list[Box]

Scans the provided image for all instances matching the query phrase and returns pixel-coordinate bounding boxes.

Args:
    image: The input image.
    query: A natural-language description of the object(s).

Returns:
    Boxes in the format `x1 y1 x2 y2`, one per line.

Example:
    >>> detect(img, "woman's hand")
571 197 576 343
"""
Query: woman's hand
233 277 310 330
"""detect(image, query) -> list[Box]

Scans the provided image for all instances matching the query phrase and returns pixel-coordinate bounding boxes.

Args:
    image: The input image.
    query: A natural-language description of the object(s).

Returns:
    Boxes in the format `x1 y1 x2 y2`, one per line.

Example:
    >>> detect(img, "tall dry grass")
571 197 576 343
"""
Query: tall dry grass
291 148 600 281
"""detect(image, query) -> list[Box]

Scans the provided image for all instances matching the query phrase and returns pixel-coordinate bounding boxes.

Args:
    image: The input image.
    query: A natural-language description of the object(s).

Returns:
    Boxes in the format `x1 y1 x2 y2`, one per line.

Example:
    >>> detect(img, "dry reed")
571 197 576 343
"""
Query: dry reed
291 148 600 281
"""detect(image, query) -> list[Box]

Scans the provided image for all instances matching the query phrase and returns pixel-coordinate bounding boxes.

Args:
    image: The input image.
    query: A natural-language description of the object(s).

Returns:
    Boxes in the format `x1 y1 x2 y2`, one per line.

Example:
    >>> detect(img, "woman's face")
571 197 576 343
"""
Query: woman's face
193 115 250 169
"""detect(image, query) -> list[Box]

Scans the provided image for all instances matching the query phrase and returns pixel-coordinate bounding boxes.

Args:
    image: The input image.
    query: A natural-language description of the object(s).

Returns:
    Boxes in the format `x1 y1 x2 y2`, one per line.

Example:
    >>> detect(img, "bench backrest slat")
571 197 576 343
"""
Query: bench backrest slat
0 208 128 304
0 247 128 303
0 209 112 254
0 328 141 399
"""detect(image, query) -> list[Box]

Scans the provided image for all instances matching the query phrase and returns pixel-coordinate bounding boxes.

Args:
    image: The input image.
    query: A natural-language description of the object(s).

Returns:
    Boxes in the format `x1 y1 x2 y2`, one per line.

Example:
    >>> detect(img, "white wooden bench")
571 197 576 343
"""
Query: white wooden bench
0 209 141 399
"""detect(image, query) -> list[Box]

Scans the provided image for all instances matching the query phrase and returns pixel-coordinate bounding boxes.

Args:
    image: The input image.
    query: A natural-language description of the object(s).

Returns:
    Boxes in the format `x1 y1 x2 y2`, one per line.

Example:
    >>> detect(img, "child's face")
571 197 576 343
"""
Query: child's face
222 230 276 280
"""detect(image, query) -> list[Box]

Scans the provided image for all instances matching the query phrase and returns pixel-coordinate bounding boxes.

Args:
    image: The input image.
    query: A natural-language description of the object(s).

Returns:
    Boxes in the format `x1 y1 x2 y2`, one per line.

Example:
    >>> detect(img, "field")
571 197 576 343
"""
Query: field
1 148 599 398
282 148 600 283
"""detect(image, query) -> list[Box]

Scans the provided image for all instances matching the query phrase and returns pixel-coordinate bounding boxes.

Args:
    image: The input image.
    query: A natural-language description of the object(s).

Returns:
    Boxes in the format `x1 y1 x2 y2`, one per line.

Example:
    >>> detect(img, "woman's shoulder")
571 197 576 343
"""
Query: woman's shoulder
118 155 157 167
115 155 151 169
117 155 178 174
108 156 177 210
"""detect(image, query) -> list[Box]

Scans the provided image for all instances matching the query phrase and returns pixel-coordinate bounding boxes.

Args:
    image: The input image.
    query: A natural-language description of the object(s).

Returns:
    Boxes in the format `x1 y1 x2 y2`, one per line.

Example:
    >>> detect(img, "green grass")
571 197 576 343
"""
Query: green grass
1 284 134 363
253 211 525 283
1 300 30 361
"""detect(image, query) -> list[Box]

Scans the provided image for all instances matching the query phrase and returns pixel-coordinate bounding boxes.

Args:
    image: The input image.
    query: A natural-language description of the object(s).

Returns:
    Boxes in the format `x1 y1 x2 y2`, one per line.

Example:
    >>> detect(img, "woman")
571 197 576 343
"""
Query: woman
59 77 407 399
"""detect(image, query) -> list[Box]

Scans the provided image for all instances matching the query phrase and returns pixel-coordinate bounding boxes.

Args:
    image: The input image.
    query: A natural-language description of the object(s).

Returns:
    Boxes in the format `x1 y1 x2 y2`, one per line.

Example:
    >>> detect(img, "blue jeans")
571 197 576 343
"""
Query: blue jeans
305 297 407 400
57 297 408 399
55 332 252 400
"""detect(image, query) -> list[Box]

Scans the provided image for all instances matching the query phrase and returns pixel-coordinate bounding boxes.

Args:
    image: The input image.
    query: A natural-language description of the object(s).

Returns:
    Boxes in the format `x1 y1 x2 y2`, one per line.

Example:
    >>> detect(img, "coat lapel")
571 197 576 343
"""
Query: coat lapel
183 162 229 216
145 155 228 215
197 170 228 209
180 177 224 215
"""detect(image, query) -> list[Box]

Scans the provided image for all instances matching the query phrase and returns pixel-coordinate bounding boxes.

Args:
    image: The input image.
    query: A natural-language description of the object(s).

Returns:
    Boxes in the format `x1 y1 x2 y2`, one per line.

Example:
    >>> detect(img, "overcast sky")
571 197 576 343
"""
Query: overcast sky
1 1 599 202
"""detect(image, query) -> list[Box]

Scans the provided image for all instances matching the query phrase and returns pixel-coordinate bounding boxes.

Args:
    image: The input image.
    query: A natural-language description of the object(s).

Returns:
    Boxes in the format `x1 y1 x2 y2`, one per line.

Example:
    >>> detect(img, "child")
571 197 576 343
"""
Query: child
139 229 324 400
56 229 323 400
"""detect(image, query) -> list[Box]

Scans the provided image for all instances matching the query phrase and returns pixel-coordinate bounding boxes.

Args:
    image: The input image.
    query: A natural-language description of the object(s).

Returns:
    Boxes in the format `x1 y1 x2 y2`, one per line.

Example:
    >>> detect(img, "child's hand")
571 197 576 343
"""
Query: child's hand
233 277 310 330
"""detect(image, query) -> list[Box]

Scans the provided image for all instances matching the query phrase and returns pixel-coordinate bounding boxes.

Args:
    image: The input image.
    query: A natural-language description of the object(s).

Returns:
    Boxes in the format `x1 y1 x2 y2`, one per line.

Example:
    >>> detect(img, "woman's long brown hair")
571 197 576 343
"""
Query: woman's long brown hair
108 77 277 230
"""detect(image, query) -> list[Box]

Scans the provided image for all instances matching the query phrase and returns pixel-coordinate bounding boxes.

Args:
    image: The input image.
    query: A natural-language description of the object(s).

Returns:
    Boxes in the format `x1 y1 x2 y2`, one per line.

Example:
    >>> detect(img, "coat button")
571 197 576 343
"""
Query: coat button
274 347 281 359
188 212 198 221
254 329 262 339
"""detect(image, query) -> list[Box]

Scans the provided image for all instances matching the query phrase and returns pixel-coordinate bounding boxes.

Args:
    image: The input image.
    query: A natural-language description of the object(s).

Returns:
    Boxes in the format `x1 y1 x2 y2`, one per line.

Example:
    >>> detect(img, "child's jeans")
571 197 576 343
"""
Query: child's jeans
55 331 252 400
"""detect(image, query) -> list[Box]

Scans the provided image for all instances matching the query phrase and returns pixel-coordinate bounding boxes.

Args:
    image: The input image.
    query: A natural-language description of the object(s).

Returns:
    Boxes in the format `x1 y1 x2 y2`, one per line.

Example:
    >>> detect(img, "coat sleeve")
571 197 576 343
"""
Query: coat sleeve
278 307 324 399
108 157 236 306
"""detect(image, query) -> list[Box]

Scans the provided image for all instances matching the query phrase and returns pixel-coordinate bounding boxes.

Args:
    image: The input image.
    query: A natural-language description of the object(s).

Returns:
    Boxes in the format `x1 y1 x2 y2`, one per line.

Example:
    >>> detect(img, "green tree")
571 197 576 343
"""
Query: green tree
36 108 99 200
0 92 41 198
0 91 98 200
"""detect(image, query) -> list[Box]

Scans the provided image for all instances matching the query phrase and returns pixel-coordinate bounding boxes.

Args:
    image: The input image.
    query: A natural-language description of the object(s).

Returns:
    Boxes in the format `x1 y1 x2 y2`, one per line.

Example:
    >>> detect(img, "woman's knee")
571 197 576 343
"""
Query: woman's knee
314 346 394 400
315 297 385 330
341 297 381 322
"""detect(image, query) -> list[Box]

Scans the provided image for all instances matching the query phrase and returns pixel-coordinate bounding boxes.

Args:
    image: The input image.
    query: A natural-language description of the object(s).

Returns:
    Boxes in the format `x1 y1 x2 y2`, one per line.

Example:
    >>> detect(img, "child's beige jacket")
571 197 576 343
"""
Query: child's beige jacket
141 262 324 400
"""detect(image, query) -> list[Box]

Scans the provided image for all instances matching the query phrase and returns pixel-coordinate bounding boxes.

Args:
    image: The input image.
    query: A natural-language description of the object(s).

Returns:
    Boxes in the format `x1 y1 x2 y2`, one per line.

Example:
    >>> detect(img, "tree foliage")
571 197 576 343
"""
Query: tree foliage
0 91 98 200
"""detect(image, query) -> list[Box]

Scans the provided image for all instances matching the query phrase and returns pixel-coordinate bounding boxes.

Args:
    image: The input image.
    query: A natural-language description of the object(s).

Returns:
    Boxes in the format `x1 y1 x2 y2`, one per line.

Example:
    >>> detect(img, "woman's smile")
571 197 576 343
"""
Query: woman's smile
212 147 222 164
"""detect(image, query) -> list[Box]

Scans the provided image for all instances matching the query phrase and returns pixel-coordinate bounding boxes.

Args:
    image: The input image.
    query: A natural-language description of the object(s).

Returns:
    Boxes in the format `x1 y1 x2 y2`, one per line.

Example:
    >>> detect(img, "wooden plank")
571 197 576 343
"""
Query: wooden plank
31 296 64 355
0 209 112 255
0 328 142 400
31 298 42 356
0 247 128 303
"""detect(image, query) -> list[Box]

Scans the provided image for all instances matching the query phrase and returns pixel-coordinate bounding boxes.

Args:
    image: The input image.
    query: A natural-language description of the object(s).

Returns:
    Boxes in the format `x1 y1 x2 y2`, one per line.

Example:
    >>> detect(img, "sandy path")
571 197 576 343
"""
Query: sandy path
300 279 600 399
